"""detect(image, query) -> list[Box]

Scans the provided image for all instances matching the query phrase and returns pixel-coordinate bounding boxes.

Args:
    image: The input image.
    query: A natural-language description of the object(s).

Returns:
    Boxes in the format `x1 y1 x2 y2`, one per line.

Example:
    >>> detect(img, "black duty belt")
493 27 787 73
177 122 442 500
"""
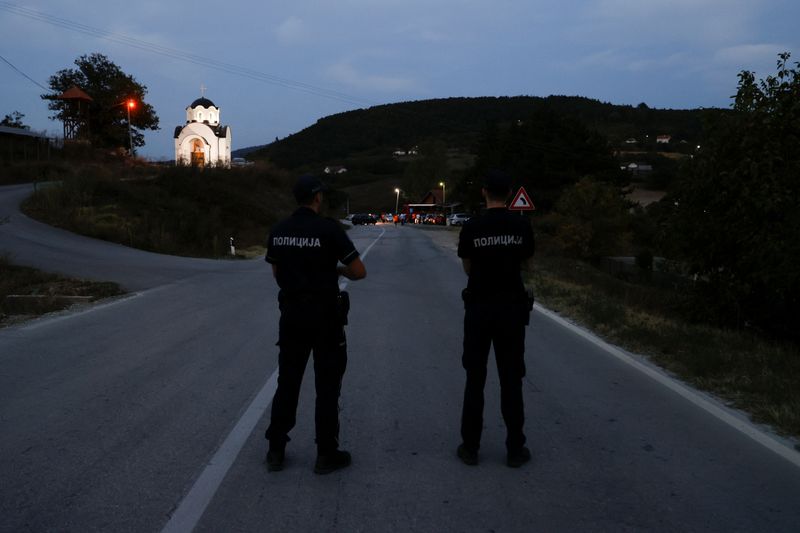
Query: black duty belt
278 290 339 304
462 288 527 303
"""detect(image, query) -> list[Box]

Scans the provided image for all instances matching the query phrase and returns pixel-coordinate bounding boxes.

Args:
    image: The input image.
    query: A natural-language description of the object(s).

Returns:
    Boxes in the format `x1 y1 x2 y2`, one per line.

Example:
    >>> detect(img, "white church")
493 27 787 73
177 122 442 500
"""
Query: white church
174 96 232 167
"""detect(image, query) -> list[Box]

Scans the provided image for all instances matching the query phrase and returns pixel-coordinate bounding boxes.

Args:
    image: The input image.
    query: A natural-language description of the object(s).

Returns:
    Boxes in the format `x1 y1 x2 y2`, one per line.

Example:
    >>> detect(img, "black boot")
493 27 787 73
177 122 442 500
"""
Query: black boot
265 447 285 472
314 449 351 474
506 446 531 468
457 443 479 466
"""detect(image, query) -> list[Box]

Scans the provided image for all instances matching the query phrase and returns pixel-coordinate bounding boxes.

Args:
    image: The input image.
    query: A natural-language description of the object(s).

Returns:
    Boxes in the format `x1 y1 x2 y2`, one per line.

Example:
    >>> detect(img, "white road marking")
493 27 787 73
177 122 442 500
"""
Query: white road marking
162 228 385 533
534 304 800 470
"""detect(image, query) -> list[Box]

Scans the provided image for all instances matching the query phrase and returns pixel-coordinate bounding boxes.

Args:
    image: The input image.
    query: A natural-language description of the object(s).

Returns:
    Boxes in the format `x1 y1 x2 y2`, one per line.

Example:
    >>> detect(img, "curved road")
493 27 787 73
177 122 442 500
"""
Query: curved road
1 183 799 532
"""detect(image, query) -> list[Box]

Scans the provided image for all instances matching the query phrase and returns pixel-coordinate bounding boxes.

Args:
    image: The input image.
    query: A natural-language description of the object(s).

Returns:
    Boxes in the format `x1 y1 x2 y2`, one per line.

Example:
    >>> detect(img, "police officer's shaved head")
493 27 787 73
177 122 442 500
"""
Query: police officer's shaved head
293 174 328 205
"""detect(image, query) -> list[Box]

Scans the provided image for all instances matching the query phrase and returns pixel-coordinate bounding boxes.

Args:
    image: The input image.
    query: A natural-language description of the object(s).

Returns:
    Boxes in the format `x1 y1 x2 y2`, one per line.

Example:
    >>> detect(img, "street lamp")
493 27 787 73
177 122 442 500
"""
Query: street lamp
439 181 446 212
126 99 136 155
394 188 400 214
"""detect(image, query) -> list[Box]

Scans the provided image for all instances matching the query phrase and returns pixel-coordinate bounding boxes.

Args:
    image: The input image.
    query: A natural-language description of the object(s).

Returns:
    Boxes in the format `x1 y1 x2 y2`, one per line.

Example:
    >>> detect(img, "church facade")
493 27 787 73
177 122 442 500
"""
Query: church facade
174 97 231 167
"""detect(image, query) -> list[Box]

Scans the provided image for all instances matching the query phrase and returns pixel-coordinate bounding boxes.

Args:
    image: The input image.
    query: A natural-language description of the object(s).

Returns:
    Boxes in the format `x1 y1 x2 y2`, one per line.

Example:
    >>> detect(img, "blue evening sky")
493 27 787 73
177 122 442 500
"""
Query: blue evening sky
1 0 797 160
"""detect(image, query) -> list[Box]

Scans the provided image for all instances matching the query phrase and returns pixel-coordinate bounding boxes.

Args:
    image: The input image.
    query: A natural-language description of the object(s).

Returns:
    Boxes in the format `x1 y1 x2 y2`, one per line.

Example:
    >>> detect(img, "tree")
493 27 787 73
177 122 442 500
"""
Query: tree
41 53 159 150
551 177 631 260
1 111 28 129
668 53 800 337
469 109 625 213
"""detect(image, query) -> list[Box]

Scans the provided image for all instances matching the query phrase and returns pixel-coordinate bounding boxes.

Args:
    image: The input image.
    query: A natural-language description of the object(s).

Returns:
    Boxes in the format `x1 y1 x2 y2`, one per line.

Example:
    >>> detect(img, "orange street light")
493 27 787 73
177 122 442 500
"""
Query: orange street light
126 99 136 154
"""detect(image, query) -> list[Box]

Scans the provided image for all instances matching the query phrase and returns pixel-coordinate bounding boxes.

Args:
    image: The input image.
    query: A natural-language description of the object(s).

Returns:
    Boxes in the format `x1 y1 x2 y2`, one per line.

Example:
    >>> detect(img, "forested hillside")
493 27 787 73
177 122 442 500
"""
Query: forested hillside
247 96 717 172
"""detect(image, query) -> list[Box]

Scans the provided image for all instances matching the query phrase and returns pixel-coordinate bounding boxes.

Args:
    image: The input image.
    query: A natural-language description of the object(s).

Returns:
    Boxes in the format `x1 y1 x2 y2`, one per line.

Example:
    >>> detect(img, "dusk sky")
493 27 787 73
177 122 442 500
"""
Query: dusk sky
2 0 798 160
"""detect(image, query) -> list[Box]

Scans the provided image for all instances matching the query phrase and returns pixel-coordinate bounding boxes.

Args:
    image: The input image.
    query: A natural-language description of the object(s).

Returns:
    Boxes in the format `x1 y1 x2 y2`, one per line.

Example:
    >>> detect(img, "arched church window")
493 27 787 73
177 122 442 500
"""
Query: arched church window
198 112 203 121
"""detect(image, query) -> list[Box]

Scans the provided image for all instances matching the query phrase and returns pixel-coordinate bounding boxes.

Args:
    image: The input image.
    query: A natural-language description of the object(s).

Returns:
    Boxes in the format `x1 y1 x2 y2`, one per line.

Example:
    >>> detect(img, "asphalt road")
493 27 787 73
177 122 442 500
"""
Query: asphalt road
1 183 800 532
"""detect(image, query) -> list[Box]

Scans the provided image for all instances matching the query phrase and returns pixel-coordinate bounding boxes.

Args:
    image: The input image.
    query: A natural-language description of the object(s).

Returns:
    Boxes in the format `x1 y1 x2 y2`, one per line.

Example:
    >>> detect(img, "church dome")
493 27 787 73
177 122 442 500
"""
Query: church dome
190 97 216 109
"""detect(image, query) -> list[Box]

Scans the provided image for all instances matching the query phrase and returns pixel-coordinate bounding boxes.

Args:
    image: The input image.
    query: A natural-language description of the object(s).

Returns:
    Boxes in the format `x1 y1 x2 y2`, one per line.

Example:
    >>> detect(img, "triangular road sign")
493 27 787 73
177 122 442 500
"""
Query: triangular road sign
509 186 535 211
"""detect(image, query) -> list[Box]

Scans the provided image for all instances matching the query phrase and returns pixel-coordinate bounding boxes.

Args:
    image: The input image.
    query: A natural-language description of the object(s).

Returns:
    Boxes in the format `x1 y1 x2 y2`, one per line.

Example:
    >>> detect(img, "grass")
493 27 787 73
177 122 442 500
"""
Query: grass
20 161 294 258
0 254 125 327
528 254 800 438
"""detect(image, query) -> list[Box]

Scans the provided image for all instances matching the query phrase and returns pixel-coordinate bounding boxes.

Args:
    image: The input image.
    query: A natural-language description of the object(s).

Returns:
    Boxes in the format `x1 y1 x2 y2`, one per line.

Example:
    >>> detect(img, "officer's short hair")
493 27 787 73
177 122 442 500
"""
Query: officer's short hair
482 169 512 200
293 174 328 205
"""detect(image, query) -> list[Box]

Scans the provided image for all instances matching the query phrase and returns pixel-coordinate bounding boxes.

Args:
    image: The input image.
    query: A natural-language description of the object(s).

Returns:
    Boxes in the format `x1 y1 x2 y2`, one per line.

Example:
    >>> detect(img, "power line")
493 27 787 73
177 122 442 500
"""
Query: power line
0 1 590 160
0 53 50 92
0 1 378 108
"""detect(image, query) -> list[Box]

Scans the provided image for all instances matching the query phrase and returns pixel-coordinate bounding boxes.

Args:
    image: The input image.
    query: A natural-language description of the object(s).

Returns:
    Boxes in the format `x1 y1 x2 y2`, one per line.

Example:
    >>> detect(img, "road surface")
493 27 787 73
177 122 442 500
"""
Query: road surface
1 183 799 532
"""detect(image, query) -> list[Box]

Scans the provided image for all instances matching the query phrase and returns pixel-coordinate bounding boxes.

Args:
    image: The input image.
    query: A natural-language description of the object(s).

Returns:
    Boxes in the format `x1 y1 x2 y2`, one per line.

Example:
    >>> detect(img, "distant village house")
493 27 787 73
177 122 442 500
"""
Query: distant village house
324 165 348 174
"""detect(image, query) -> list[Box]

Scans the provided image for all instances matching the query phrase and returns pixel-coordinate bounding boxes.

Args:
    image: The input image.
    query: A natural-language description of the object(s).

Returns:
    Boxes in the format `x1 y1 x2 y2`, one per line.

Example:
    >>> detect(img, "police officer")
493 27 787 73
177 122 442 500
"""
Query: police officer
264 174 366 474
456 170 535 467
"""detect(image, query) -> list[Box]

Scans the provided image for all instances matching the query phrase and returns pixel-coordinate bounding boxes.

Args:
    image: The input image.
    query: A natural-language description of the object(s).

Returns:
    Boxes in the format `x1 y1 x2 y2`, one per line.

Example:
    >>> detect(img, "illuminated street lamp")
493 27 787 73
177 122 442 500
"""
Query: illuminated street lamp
439 181 446 212
394 188 400 214
126 99 136 155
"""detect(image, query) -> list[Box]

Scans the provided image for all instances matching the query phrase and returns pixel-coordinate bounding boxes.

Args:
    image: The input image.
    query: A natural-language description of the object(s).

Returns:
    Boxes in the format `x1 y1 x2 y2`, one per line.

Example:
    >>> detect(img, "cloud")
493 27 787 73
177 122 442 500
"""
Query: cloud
275 16 310 45
714 43 788 68
576 0 757 47
325 61 418 92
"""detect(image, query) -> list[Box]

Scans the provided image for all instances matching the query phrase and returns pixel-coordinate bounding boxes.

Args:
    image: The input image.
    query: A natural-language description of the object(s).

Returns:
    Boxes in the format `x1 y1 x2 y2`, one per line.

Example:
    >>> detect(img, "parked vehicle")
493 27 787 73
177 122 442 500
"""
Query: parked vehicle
448 213 471 226
351 213 377 225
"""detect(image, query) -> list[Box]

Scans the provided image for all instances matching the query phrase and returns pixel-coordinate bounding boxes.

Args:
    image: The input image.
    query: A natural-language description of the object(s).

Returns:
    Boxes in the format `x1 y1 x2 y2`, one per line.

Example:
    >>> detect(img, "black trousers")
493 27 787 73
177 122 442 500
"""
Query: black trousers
461 298 527 452
265 296 347 453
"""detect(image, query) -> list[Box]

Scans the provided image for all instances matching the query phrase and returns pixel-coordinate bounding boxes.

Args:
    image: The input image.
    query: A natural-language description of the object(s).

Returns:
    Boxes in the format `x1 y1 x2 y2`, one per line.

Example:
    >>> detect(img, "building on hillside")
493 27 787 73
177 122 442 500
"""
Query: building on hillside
0 126 52 162
174 96 231 167
324 165 348 174
656 135 672 144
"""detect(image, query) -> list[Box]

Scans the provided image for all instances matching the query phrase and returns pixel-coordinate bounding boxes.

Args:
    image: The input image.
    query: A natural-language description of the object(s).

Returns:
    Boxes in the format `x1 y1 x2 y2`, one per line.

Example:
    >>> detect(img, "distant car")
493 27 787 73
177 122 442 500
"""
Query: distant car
421 213 444 225
351 213 377 225
231 157 253 166
449 213 471 226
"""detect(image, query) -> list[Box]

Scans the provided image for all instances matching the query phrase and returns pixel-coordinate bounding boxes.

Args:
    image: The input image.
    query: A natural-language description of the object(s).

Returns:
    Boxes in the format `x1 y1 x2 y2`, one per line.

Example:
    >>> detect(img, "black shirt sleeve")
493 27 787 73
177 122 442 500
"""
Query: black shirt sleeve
332 222 359 265
457 222 474 259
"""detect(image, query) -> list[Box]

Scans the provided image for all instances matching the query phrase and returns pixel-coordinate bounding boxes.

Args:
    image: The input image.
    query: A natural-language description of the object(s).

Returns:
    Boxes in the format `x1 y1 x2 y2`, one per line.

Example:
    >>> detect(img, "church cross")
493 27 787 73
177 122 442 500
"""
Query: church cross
200 84 207 97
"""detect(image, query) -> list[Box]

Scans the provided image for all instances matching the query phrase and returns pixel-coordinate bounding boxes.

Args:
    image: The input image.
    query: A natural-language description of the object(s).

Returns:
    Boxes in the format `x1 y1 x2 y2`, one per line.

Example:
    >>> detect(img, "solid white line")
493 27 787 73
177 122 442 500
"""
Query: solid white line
162 229 386 533
533 304 800 470
160 371 279 533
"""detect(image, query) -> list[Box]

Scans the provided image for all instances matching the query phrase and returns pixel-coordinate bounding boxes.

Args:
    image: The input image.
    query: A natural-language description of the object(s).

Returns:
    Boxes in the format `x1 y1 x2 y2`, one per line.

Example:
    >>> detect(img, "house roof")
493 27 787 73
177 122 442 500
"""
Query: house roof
420 189 444 205
0 125 48 138
57 85 93 101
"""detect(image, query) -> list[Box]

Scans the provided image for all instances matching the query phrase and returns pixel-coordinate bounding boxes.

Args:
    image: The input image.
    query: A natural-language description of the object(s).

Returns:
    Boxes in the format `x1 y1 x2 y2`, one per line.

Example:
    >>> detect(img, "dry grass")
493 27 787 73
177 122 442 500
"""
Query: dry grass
0 254 125 327
529 256 800 437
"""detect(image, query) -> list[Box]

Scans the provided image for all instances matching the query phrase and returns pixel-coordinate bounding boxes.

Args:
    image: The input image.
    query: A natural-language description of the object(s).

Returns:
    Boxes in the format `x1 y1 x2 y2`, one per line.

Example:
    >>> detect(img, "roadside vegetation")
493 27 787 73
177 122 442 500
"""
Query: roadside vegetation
0 254 124 327
520 54 800 437
20 158 293 258
527 254 800 438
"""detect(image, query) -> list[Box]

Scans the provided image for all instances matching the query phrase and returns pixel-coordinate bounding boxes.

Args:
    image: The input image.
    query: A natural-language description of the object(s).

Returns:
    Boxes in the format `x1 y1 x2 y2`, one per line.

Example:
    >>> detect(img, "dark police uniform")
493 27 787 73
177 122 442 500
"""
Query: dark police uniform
457 207 535 455
264 206 359 454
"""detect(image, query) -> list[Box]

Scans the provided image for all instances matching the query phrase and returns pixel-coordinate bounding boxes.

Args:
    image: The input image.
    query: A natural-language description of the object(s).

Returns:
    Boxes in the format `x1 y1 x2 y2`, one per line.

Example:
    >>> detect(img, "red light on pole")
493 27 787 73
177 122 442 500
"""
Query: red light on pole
127 99 136 110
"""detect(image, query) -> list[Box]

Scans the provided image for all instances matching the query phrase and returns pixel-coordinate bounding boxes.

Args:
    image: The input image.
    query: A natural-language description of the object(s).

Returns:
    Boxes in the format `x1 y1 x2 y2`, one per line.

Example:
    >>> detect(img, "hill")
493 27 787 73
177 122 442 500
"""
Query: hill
244 96 720 213
249 96 717 172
